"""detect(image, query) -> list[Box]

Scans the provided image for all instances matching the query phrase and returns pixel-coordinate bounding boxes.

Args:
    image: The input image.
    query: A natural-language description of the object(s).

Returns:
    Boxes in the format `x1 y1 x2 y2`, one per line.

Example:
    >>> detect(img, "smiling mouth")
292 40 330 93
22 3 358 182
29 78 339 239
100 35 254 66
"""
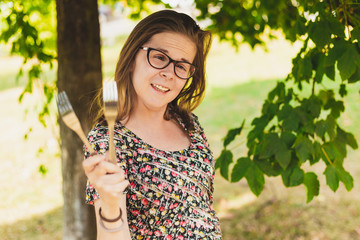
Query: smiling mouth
151 83 170 93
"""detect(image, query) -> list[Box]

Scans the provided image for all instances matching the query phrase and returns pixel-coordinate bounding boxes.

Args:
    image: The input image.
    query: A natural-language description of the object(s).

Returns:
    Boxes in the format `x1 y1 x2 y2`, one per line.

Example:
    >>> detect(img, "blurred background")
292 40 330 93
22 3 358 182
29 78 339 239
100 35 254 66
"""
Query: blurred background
0 2 359 240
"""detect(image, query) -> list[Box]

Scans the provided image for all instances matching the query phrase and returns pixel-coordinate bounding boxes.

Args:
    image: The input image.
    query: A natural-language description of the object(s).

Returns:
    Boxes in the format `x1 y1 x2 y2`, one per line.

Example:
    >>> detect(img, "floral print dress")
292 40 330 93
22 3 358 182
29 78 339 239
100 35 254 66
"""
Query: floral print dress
85 114 222 239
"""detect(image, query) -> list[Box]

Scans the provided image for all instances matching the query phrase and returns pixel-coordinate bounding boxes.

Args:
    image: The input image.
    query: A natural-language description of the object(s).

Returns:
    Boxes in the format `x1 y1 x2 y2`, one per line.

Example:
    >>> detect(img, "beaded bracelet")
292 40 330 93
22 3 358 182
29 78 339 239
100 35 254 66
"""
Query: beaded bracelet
98 207 125 232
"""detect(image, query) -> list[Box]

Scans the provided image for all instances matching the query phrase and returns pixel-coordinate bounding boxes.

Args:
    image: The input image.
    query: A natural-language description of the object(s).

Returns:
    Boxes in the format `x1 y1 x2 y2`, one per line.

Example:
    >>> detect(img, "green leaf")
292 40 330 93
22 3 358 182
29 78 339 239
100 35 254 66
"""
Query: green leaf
38 164 48 176
346 132 358 150
292 54 313 82
336 166 354 191
259 133 281 159
324 165 339 192
326 99 345 119
281 160 304 187
280 131 296 148
304 172 320 203
307 96 322 118
254 157 282 177
275 148 291 169
323 141 346 163
324 65 335 80
223 120 245 147
325 116 336 140
268 82 285 101
325 39 347 67
337 45 360 80
261 101 278 119
339 84 347 98
311 141 322 165
294 136 314 163
348 66 360 83
245 162 265 196
351 27 360 41
318 89 334 106
308 20 332 49
327 15 345 38
314 53 325 83
231 157 251 182
315 120 326 139
215 149 233 180
289 167 304 186
300 55 313 80
278 104 300 131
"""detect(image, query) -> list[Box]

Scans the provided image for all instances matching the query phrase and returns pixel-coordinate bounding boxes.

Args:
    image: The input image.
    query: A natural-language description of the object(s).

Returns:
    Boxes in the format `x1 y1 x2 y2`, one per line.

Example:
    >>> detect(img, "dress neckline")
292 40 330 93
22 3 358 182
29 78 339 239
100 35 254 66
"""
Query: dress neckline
115 116 195 154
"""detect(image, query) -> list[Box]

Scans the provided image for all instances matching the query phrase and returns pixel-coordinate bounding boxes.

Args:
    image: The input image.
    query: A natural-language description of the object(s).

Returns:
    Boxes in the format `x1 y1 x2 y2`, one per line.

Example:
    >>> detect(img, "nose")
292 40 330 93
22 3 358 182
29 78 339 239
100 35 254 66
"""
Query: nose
159 62 176 80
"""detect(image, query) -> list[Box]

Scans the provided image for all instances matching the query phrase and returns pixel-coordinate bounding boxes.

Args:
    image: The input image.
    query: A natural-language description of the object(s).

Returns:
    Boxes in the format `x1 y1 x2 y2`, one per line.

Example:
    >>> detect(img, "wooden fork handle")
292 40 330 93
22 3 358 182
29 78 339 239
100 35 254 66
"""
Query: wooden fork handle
78 131 95 155
108 122 117 164
62 113 95 155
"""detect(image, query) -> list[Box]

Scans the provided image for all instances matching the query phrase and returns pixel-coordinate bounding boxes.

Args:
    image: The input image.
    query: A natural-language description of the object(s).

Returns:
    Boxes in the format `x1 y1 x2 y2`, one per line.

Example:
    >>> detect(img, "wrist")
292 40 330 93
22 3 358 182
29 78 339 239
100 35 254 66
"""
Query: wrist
100 205 121 220
98 207 125 232
100 200 121 219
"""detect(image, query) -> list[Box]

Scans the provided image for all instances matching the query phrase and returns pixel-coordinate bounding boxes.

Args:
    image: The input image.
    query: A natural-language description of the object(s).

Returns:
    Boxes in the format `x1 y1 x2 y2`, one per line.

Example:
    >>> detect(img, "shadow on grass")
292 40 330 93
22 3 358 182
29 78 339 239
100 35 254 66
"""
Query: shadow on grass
1 197 359 240
218 194 360 240
0 206 62 240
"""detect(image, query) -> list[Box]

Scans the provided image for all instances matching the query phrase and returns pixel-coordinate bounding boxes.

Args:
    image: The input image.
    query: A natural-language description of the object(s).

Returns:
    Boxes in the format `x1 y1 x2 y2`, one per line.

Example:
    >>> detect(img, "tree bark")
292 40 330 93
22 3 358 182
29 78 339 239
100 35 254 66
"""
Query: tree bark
56 0 102 239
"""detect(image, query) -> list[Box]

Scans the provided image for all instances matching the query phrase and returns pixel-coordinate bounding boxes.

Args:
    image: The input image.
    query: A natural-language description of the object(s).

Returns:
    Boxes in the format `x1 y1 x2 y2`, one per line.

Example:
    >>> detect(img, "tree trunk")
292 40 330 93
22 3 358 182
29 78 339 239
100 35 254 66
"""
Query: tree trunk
56 0 102 239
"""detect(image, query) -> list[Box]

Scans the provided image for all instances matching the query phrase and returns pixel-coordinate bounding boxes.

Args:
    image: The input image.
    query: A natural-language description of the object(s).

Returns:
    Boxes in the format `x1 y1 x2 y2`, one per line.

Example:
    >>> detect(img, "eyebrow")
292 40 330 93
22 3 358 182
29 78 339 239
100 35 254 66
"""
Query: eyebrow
158 48 192 63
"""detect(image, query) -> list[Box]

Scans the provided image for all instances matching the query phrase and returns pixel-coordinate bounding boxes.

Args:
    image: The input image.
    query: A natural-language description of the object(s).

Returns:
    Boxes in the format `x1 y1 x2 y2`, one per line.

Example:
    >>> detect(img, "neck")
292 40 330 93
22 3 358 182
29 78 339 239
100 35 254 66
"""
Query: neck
127 104 169 130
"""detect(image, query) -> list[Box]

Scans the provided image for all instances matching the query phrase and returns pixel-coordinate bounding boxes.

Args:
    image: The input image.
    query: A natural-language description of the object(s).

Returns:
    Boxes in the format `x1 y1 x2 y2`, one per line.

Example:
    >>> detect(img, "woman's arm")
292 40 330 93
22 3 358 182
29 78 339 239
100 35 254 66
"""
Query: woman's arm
94 196 131 239
83 154 131 239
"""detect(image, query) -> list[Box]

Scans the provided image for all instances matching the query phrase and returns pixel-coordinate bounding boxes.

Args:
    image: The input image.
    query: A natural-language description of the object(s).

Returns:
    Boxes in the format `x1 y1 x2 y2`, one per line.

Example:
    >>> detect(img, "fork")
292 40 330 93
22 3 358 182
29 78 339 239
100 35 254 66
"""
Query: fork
103 81 119 164
56 91 95 155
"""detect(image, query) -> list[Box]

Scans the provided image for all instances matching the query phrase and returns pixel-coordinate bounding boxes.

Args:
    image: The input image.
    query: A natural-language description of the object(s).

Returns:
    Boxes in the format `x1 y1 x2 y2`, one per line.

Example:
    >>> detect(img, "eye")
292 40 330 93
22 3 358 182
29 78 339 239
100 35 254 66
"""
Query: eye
176 63 189 73
152 53 167 62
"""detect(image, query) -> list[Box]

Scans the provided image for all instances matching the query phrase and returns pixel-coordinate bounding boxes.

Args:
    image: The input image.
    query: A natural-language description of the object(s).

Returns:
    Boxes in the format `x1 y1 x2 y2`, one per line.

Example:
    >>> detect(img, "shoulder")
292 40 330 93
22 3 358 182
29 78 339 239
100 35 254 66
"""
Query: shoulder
85 121 126 156
189 113 205 134
87 121 108 143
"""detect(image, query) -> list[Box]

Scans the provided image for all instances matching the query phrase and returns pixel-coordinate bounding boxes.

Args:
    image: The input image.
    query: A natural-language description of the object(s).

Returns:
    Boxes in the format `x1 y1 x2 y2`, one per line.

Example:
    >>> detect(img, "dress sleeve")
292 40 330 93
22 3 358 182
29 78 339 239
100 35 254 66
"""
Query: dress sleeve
189 113 217 204
190 113 211 149
84 123 128 205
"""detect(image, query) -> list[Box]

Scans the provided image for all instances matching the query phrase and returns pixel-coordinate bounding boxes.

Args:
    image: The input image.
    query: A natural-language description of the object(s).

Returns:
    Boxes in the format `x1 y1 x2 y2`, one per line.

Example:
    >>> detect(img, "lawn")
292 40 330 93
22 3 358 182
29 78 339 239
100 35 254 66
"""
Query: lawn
0 31 359 240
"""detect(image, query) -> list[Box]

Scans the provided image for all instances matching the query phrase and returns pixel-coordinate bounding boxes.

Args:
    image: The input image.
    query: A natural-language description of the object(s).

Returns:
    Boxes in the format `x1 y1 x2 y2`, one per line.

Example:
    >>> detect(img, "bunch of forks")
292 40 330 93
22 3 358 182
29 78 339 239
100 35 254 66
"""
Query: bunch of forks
56 81 119 164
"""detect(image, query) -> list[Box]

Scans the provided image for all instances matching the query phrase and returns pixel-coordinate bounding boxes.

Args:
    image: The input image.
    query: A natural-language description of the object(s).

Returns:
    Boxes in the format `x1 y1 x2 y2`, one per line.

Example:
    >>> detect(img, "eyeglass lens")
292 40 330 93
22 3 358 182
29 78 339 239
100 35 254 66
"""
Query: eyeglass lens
148 49 195 79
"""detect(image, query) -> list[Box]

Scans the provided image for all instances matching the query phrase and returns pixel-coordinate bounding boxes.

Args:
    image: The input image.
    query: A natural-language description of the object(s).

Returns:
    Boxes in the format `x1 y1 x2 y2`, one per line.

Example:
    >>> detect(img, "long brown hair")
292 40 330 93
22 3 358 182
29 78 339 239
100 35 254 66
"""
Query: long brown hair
92 10 212 130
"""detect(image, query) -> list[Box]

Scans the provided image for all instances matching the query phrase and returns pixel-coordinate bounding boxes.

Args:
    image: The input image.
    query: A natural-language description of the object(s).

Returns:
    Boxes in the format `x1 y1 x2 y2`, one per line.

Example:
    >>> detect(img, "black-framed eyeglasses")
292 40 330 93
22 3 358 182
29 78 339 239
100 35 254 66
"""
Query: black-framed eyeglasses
139 47 196 80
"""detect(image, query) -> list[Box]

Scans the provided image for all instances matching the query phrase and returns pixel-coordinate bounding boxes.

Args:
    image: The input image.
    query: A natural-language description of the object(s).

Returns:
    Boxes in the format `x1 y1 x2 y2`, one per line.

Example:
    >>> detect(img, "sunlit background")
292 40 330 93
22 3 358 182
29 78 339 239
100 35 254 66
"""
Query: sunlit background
1 2 359 240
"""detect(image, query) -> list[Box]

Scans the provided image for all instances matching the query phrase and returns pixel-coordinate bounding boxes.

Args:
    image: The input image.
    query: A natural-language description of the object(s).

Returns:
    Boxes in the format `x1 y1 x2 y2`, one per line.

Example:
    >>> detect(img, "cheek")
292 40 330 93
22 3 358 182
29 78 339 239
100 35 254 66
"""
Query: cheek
175 81 187 95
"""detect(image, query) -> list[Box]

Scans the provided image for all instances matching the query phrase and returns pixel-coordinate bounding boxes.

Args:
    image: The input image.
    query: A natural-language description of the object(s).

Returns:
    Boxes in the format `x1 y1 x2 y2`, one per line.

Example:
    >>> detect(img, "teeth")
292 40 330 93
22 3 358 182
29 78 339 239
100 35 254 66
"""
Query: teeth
152 83 169 92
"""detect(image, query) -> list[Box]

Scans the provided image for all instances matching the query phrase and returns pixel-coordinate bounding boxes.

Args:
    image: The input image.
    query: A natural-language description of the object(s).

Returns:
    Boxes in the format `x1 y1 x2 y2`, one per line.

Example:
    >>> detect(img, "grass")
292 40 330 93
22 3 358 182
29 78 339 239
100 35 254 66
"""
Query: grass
1 31 359 240
196 80 360 240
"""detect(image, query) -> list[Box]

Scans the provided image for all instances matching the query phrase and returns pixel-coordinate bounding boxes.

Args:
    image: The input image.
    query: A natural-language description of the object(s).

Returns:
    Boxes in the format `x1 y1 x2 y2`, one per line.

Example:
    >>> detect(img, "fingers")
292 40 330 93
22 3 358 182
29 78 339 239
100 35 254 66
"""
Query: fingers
83 153 123 175
83 151 129 202
101 180 130 198
114 180 130 194
82 154 104 173
99 172 126 184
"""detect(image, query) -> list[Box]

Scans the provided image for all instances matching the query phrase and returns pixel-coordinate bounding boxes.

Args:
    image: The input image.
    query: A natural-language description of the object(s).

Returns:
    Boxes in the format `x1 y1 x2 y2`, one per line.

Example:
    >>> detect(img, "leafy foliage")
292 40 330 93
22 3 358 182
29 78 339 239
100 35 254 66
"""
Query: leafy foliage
208 0 360 201
0 0 56 125
0 0 58 173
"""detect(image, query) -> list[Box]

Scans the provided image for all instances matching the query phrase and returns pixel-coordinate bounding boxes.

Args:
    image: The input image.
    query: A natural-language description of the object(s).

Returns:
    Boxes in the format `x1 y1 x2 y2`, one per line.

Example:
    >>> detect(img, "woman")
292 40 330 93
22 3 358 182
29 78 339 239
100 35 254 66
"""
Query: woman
83 10 222 239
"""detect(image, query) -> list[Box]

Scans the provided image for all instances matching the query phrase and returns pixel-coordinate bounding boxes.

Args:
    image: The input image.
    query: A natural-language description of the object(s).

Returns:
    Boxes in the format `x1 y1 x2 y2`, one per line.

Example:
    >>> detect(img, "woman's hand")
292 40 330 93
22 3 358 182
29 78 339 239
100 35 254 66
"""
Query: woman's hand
82 153 129 214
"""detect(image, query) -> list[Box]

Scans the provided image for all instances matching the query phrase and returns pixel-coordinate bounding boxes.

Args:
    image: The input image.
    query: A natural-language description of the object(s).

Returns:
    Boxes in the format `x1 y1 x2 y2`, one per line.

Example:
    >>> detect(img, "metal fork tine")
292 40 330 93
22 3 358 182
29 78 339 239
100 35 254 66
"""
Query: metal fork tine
56 91 95 154
57 92 71 114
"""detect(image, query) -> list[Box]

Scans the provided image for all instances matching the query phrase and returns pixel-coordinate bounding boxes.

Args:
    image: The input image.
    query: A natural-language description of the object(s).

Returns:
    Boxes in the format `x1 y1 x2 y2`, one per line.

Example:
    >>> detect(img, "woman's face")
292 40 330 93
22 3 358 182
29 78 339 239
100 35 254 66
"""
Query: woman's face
131 32 196 114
